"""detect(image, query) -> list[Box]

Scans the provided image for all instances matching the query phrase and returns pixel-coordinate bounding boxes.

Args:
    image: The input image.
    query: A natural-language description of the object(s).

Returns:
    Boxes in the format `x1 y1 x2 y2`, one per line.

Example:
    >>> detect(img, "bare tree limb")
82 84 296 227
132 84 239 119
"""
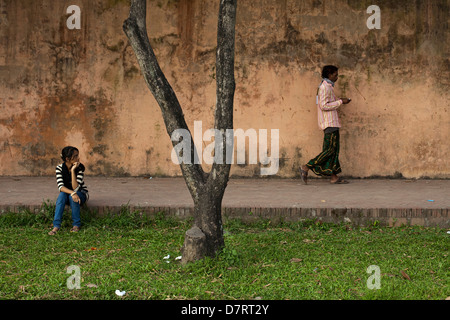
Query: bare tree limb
210 0 237 187
123 0 206 199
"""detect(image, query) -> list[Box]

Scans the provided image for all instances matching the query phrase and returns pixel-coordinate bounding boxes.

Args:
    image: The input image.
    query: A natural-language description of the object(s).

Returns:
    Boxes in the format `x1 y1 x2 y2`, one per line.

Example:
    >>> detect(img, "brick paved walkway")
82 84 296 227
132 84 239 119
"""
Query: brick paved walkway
0 177 448 227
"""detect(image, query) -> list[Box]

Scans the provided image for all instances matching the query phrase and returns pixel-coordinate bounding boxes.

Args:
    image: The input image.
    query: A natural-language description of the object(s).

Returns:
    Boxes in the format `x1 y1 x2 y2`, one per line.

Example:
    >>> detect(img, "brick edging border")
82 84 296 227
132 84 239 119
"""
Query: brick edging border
1 205 448 228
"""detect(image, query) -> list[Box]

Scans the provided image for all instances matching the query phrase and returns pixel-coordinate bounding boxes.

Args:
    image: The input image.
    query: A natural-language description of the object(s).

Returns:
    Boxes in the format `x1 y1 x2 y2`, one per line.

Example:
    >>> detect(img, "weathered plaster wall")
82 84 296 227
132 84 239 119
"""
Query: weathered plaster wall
0 0 448 178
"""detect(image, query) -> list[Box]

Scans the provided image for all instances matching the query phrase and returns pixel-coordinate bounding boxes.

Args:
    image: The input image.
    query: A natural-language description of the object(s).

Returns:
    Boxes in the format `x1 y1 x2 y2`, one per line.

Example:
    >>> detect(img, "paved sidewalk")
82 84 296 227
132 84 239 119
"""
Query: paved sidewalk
0 177 448 227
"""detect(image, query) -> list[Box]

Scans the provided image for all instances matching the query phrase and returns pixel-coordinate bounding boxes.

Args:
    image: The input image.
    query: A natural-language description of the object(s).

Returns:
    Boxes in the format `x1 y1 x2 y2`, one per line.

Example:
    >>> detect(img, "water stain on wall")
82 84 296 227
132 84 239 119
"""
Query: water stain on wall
0 0 448 178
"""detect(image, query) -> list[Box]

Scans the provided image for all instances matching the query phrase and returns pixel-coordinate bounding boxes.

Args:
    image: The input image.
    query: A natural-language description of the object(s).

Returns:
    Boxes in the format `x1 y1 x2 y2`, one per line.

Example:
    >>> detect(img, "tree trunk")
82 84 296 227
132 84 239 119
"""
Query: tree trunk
123 0 237 263
181 190 225 263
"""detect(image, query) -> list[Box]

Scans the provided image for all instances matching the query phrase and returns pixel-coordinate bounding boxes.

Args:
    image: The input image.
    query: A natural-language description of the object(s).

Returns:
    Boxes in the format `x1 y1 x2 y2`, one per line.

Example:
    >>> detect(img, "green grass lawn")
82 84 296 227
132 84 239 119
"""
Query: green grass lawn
0 206 448 300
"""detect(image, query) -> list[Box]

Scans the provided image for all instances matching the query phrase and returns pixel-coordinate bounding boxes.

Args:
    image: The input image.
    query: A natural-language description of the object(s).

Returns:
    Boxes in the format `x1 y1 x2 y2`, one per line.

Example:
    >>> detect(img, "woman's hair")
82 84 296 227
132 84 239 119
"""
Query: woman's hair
321 65 339 79
61 146 79 162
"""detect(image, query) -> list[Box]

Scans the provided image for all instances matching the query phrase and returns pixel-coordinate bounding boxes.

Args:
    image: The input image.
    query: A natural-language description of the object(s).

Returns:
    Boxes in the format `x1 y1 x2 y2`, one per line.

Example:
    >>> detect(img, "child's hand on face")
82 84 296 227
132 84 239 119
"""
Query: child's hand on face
71 162 80 171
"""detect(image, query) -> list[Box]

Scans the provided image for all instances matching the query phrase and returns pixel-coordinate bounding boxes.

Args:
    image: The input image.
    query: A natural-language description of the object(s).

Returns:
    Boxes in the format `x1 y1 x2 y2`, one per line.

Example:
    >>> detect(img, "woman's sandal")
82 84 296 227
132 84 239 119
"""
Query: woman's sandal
70 226 80 233
300 167 308 185
330 177 349 184
48 227 59 235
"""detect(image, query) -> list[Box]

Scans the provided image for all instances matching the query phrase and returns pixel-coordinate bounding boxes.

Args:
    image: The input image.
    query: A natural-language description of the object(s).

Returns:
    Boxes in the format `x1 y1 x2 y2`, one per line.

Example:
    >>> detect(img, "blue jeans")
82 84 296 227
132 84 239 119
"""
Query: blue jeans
52 191 87 228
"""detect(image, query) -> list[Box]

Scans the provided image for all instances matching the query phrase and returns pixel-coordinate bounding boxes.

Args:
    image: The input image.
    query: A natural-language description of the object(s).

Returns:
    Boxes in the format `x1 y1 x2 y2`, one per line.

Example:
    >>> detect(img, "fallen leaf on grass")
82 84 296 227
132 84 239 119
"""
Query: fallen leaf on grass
401 270 411 280
290 258 303 263
108 249 122 253
261 264 274 269
86 283 98 288
115 290 126 296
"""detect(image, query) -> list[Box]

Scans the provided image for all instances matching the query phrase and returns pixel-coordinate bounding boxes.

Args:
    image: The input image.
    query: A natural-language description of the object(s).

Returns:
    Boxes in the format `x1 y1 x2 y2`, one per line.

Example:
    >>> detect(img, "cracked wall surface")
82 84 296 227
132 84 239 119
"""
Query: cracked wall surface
0 0 448 178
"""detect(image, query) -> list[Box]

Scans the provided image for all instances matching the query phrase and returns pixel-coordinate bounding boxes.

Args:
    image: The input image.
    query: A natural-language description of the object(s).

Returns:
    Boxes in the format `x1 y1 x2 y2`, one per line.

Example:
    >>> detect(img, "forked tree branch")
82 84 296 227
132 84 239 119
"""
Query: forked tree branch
123 0 237 200
123 0 205 199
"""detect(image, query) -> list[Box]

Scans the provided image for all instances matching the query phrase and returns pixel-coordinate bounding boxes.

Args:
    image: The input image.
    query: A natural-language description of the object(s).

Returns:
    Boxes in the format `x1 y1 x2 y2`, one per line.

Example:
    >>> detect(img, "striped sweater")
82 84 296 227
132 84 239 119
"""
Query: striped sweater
56 163 88 194
316 80 342 130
